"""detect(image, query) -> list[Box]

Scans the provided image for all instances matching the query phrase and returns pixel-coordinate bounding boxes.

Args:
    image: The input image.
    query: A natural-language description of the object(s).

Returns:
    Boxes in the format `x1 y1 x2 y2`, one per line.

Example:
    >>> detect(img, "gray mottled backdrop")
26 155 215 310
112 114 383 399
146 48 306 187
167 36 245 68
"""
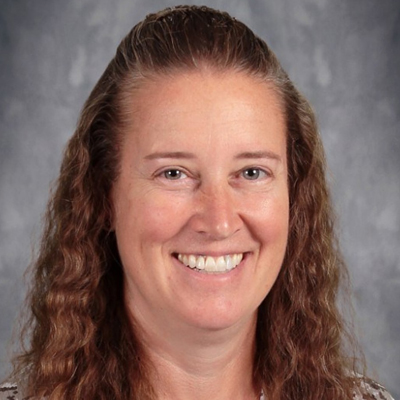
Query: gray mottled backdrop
0 0 399 396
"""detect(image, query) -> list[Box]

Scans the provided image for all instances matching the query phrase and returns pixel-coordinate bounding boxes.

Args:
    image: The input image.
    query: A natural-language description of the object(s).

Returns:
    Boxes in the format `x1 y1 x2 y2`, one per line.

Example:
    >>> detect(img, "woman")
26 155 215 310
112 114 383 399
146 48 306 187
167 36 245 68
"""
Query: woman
0 5 394 400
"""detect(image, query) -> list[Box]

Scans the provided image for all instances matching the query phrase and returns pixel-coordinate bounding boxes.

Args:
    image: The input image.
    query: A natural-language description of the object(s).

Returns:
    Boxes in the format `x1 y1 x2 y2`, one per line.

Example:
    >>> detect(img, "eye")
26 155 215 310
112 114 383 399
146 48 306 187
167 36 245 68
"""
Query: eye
241 168 267 180
162 169 188 180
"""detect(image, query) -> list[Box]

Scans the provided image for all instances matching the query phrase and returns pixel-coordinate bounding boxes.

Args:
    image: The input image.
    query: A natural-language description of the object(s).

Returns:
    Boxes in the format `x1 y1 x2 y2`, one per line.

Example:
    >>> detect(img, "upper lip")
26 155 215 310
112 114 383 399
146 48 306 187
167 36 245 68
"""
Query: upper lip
173 251 250 257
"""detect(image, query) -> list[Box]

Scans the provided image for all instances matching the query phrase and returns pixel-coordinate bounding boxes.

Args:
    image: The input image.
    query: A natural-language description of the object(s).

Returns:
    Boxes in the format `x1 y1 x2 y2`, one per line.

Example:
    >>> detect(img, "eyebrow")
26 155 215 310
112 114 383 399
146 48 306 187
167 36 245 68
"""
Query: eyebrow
234 151 282 162
144 150 282 162
144 152 196 160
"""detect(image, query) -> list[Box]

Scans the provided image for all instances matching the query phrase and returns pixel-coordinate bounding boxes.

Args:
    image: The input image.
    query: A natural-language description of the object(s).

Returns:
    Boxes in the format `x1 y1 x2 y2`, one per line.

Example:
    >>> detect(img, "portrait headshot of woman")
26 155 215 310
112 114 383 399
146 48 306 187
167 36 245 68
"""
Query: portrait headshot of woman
0 1 398 399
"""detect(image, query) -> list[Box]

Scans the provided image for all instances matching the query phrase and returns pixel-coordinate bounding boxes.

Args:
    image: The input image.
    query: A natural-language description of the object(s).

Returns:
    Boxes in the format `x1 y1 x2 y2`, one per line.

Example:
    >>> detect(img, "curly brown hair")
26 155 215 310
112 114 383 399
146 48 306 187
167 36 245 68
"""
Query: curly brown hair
10 5 363 399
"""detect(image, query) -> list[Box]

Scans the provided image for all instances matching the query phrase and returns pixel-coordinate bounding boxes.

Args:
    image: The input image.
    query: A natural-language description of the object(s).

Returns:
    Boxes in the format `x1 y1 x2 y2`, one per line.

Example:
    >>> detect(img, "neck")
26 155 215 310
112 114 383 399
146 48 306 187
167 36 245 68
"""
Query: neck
132 310 259 400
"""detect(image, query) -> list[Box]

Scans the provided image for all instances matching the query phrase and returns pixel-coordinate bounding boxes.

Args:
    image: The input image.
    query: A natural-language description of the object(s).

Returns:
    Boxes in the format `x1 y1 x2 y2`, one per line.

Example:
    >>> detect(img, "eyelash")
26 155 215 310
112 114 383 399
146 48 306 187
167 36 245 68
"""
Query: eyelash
240 168 269 180
161 169 188 180
157 167 270 181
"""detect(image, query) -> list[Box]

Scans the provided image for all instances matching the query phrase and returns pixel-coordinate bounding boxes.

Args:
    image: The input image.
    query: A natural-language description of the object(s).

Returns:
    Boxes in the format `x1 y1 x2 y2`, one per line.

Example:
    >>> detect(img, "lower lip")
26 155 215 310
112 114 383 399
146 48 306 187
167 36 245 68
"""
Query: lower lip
172 253 249 282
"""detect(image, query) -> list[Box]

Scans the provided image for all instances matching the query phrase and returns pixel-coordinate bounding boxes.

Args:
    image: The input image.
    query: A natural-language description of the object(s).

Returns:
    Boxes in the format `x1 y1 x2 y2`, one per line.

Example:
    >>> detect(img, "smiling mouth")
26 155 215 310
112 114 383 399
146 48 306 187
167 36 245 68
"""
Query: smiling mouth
174 253 245 273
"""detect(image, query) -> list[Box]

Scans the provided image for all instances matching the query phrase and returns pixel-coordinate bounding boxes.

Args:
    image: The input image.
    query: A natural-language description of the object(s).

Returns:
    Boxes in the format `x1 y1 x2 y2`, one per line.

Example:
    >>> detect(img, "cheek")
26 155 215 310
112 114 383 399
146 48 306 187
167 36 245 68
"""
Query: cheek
255 195 289 288
251 191 289 242
271 197 289 236
121 192 191 246
251 195 289 291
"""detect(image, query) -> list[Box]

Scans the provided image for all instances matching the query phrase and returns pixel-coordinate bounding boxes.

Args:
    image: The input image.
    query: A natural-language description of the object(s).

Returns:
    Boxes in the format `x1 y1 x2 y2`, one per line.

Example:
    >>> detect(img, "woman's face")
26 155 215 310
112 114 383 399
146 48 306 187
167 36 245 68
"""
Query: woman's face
112 71 289 333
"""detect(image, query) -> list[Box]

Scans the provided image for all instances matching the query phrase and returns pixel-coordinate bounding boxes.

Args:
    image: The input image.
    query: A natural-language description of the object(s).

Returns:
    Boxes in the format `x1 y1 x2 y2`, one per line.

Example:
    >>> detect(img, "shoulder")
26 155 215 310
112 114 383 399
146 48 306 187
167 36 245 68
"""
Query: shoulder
353 376 395 400
0 382 19 400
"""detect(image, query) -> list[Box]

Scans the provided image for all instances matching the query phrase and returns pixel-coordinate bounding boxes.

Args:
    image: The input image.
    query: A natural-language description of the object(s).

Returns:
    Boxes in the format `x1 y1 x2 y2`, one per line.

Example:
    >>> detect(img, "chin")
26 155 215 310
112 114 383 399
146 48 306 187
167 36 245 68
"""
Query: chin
180 301 258 332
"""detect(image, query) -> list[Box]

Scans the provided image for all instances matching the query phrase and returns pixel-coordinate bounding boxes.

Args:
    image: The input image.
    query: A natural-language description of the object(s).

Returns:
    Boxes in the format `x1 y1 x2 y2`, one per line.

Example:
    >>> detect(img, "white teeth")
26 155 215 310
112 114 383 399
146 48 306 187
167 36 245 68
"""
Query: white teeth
233 254 238 265
216 256 225 272
225 255 233 270
181 254 188 265
176 253 244 273
189 255 196 269
205 256 217 271
197 256 205 270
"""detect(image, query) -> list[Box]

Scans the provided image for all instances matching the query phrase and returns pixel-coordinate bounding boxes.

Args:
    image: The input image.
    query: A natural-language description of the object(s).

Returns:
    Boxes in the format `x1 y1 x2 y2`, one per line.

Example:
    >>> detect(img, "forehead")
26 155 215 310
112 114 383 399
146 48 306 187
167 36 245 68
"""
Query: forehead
120 70 287 153
127 69 283 116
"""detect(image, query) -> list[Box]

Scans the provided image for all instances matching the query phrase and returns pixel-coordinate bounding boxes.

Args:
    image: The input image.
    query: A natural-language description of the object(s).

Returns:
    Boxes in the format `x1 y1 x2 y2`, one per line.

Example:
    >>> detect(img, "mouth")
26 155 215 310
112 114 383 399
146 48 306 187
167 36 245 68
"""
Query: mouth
174 253 245 273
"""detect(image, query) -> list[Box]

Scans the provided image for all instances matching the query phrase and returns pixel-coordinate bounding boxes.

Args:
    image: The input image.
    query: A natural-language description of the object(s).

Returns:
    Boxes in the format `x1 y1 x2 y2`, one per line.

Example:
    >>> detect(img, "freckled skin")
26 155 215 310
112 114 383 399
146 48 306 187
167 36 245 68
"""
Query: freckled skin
112 71 289 334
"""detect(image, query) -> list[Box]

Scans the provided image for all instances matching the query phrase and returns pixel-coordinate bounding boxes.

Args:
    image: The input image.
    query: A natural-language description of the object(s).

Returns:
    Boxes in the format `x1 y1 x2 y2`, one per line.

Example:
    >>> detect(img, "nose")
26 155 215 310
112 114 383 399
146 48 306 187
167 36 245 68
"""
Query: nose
189 183 243 240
